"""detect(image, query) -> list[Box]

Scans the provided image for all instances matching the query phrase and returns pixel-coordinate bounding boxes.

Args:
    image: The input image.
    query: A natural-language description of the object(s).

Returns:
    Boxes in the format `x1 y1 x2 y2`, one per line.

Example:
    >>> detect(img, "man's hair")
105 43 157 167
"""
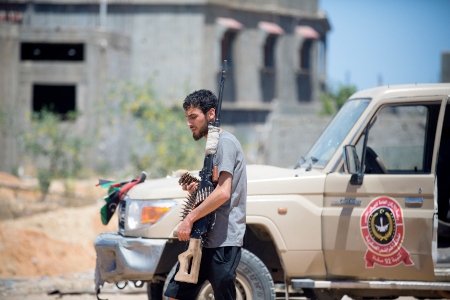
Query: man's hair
183 89 217 115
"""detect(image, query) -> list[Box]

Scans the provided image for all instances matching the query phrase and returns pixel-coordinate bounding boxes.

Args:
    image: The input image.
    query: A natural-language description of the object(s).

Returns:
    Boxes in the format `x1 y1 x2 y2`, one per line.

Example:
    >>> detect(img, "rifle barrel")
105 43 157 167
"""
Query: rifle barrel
215 60 227 127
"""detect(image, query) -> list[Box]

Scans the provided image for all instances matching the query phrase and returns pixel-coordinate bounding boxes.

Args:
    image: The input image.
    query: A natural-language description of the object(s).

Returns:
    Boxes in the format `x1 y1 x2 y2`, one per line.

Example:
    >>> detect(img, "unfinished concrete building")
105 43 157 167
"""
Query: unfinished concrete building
0 0 330 173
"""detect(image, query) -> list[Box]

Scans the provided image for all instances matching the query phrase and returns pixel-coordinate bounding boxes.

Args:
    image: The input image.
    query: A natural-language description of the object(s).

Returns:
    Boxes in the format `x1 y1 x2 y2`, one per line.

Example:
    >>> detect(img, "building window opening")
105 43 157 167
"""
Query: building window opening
33 84 76 120
221 30 237 67
263 35 277 68
300 39 313 70
21 43 84 61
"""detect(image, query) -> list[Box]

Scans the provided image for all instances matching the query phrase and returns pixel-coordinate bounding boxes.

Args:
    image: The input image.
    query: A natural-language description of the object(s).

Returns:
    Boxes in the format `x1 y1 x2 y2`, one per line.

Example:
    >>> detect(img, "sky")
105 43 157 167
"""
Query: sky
318 0 450 91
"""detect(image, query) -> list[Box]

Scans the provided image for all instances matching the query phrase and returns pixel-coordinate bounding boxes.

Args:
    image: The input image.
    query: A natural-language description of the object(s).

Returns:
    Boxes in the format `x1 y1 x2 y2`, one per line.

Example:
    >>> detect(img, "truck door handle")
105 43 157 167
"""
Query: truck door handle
405 197 423 207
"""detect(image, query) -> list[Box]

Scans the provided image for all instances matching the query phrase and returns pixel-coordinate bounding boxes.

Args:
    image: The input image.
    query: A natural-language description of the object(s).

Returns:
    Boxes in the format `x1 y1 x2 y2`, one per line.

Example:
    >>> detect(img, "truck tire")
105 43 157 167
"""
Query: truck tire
147 282 163 300
157 248 275 300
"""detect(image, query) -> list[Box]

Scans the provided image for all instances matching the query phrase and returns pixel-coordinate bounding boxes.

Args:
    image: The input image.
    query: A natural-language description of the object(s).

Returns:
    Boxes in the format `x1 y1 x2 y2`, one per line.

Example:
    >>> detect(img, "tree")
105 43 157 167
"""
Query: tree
320 83 358 115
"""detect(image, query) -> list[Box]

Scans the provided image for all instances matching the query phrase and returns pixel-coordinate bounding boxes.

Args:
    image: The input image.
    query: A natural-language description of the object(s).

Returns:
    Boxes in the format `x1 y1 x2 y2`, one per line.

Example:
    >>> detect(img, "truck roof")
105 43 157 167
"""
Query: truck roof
349 83 450 101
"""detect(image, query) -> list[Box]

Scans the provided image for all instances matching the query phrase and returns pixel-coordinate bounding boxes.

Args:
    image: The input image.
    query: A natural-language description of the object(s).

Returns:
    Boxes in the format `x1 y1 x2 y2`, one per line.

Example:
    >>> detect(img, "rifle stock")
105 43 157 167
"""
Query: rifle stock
174 238 202 283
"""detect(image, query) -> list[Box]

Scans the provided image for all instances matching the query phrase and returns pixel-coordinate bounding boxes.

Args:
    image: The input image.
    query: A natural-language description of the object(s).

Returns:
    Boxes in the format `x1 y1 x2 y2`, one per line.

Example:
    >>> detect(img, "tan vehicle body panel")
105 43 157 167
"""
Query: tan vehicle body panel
318 85 450 282
323 173 435 281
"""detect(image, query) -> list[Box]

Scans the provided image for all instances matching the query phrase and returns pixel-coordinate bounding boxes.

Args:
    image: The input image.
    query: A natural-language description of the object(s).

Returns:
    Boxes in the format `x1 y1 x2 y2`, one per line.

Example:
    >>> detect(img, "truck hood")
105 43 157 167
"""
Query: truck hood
127 164 325 200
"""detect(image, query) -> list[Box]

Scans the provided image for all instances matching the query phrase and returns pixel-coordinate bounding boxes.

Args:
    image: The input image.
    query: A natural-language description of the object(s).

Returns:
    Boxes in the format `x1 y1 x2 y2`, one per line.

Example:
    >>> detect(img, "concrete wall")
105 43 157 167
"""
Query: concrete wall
262 112 331 167
0 25 21 174
15 1 327 105
0 24 131 173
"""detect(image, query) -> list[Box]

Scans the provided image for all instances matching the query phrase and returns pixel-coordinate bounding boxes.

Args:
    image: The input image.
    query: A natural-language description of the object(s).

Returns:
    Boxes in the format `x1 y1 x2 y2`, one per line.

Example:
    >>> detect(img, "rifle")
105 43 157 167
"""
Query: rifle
174 60 227 284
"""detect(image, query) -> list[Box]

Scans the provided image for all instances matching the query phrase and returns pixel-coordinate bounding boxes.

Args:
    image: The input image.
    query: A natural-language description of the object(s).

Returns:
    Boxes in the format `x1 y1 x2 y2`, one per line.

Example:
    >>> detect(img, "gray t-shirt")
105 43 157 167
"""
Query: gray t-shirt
204 130 247 248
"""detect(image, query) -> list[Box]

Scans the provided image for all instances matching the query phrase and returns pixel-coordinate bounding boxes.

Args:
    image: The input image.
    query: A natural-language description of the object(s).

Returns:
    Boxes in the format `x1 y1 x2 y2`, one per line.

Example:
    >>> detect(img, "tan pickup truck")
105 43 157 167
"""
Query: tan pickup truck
95 83 450 299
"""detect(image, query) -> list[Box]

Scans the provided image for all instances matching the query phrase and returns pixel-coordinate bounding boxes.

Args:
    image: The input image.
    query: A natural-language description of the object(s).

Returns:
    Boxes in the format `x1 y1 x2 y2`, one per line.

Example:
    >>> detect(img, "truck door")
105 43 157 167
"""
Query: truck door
323 99 444 281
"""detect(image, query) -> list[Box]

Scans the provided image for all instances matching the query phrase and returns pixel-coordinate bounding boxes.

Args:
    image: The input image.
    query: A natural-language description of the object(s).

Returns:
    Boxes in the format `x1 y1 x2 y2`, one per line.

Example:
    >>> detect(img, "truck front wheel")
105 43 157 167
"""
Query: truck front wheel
147 282 163 300
150 248 275 300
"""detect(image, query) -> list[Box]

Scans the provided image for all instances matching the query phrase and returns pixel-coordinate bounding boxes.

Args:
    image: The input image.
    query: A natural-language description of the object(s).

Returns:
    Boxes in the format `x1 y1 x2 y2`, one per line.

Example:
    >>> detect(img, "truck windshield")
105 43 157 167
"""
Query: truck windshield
298 98 370 168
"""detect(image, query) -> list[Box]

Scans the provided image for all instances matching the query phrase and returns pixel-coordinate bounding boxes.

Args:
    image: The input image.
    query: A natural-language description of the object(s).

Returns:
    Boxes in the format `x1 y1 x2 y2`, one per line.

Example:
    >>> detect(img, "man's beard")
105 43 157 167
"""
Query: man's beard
193 120 209 141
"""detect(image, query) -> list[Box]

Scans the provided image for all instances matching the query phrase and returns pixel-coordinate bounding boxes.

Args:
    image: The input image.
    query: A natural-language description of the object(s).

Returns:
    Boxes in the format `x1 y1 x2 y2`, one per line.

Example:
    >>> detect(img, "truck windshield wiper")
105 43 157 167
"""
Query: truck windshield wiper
293 156 306 169
305 157 319 171
294 156 319 170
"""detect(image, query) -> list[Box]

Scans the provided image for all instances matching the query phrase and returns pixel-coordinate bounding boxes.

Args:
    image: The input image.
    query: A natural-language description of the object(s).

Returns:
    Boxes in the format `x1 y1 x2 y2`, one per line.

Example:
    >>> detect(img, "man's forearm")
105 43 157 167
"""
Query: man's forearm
177 186 228 241
186 171 232 224
186 186 229 224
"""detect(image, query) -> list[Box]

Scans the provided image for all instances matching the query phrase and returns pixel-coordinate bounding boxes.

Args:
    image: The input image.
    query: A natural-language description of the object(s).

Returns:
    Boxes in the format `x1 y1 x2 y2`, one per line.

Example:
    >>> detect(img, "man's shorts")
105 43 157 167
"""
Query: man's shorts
164 246 241 300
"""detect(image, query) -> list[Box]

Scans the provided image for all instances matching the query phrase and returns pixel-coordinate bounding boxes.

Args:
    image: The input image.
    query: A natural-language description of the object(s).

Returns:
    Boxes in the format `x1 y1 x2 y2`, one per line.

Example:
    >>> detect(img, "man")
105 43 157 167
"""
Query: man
164 89 247 300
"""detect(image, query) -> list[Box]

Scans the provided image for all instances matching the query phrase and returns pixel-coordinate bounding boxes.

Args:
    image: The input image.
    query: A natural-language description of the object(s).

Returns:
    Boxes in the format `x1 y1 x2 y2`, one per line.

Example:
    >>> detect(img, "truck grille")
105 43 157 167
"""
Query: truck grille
118 200 126 233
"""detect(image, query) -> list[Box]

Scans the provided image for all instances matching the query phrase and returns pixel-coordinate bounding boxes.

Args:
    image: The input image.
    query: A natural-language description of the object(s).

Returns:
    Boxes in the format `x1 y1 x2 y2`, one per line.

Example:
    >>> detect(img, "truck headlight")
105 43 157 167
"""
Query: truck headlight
127 199 178 230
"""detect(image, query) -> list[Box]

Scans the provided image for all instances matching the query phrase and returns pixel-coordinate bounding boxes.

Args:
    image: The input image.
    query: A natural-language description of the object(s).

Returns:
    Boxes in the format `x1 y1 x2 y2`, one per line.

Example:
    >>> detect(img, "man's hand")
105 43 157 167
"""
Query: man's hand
178 179 197 241
177 217 193 241
181 181 198 195
177 172 232 242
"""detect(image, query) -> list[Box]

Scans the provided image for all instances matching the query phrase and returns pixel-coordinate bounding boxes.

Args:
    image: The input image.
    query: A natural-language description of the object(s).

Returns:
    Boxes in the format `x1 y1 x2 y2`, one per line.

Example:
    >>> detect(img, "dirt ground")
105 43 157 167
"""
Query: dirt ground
0 171 145 299
0 172 304 300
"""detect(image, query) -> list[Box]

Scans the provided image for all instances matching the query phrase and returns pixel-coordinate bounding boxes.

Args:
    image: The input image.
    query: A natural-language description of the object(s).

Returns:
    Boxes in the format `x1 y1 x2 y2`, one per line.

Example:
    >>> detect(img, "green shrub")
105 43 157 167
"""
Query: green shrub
100 80 204 178
23 110 88 201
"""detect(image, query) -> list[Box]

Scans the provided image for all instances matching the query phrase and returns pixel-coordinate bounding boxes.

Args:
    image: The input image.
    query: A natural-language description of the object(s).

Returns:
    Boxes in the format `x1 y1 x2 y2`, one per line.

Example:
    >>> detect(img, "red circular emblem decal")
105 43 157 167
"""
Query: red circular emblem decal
360 196 414 267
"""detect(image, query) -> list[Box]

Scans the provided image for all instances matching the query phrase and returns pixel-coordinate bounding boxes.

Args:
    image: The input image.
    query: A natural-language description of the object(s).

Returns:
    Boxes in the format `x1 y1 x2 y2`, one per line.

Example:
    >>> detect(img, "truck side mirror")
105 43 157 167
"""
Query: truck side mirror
343 145 364 185
343 145 359 174
343 122 370 185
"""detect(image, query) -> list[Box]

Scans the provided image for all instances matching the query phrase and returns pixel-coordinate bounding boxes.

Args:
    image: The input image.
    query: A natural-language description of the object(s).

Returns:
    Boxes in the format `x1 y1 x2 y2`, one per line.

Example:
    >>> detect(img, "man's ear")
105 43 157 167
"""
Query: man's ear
207 108 216 122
